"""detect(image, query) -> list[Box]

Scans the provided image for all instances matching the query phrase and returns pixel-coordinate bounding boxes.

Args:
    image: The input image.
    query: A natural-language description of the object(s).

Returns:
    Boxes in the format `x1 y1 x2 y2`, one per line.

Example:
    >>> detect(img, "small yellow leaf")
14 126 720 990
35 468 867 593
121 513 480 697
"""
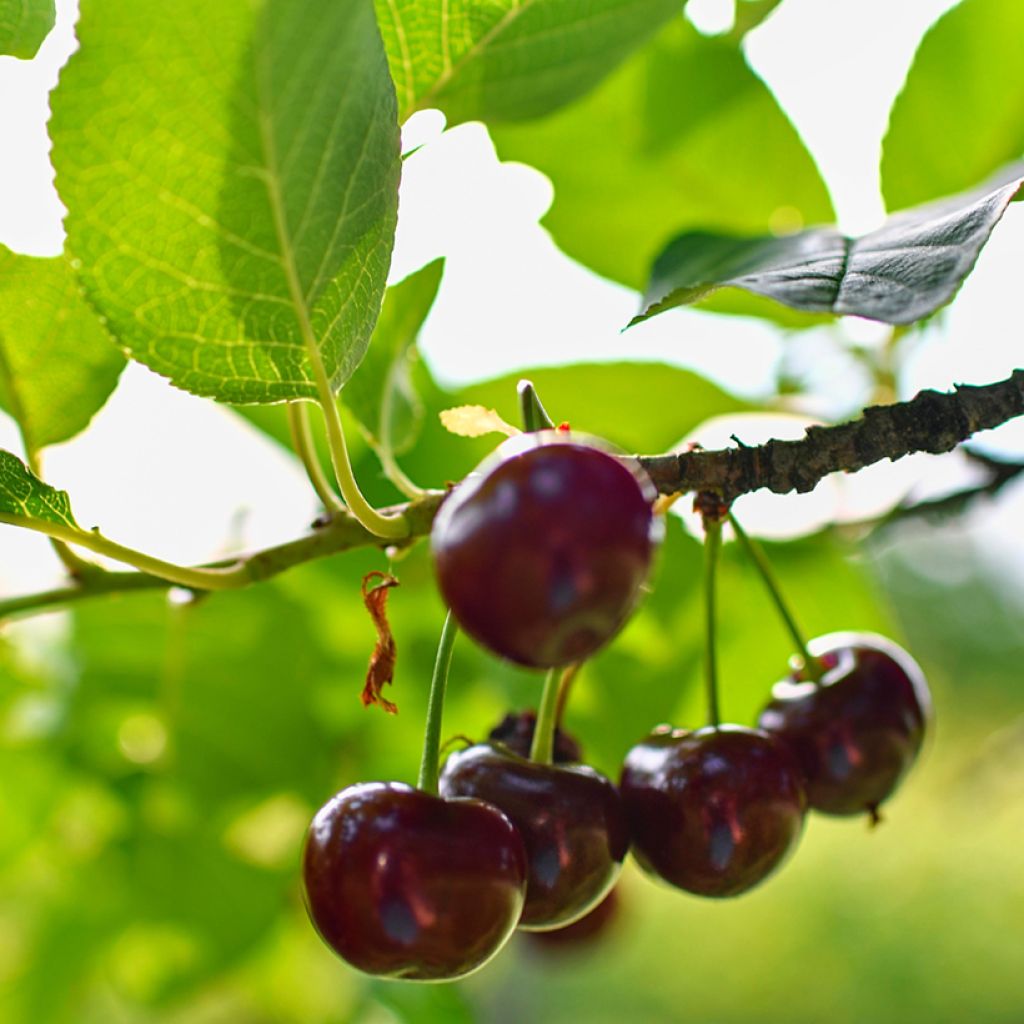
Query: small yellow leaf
439 405 520 438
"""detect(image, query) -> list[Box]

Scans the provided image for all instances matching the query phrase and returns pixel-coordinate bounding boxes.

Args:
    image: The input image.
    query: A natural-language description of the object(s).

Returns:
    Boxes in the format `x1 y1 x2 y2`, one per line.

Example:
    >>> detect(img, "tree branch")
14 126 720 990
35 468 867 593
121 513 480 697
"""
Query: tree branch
3 370 1022 623
638 370 1024 501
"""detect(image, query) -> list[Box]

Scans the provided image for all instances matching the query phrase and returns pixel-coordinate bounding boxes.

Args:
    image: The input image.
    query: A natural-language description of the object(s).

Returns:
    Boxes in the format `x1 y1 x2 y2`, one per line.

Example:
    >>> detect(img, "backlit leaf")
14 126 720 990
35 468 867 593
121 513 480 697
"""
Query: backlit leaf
377 0 679 125
0 246 124 449
49 0 400 404
492 17 832 291
0 449 77 527
882 0 1024 211
0 0 55 59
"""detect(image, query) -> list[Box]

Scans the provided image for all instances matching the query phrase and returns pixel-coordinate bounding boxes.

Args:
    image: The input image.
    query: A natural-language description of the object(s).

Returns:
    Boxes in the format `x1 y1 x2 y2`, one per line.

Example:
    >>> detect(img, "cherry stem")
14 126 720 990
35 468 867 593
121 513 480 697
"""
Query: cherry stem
554 662 581 727
517 379 555 432
417 610 458 795
703 514 723 728
529 667 562 765
726 511 824 683
287 401 344 514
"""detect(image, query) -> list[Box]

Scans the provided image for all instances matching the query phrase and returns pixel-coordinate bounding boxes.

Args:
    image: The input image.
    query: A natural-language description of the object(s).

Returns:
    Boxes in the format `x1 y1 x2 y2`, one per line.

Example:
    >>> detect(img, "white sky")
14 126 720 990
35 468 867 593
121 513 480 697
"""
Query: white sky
3 0 1024 602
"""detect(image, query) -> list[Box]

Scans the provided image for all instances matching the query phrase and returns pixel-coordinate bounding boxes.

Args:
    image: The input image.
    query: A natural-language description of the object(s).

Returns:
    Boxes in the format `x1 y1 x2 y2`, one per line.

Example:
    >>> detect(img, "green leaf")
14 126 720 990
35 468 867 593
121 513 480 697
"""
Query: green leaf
0 449 77 527
492 17 832 291
456 361 751 454
0 246 124 449
634 172 1024 327
344 259 444 453
882 0 1024 211
732 0 784 37
0 0 55 58
377 0 678 125
49 0 400 405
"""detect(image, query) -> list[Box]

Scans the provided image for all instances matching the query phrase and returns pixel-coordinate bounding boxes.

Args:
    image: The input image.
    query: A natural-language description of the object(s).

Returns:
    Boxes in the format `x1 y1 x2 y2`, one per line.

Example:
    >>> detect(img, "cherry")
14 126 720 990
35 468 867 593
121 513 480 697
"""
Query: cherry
440 743 629 930
487 709 583 763
758 632 930 819
620 725 806 897
431 434 661 668
303 782 527 980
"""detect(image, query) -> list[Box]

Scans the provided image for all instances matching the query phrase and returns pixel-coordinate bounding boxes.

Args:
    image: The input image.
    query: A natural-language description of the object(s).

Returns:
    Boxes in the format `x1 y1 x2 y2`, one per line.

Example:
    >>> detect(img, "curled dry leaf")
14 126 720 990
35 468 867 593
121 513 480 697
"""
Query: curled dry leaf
360 570 401 714
439 405 520 438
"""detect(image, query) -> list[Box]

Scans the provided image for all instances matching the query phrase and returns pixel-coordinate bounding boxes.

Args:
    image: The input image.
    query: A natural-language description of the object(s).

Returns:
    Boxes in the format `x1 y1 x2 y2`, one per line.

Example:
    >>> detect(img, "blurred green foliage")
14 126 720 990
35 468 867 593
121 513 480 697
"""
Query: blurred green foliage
3 500 1023 1022
3 1 1024 1021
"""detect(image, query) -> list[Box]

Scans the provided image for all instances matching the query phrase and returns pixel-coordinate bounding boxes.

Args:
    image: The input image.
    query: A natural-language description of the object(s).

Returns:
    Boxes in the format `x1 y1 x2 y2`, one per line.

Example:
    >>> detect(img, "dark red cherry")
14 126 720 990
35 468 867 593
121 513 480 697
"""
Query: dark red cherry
620 725 806 898
758 632 931 819
487 709 583 763
526 885 621 952
303 782 527 980
431 434 661 668
440 744 629 930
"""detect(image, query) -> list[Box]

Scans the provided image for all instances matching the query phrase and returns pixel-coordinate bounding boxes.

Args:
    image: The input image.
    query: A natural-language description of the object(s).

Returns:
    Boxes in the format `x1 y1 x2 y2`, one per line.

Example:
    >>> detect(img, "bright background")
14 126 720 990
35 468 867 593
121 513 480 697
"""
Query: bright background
2 2 1024 1023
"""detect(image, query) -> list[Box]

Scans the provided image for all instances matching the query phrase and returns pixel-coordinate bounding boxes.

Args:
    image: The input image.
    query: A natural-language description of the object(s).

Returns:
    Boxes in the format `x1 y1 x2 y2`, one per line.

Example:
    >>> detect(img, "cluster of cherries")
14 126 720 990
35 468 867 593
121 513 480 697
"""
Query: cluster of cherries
303 429 931 981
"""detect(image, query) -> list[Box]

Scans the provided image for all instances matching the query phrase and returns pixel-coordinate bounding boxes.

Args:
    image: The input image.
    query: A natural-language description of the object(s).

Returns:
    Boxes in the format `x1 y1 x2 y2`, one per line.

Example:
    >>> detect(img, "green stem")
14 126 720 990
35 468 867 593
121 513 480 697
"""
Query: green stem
375 442 424 501
0 514 249 591
726 512 824 682
0 573 172 620
376 360 425 499
0 491 447 624
22 441 97 578
703 515 722 728
287 401 344 514
417 611 458 795
518 379 555 432
316 393 409 539
554 662 581 728
529 667 562 765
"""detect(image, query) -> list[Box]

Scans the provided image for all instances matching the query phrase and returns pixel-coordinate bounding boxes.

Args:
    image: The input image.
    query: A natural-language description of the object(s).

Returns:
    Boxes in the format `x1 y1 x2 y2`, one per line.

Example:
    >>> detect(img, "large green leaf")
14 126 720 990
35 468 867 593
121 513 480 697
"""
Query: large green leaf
492 16 833 291
882 0 1024 211
0 449 77 527
345 259 444 453
376 0 678 125
0 247 124 449
0 0 54 58
634 172 1024 327
49 0 400 405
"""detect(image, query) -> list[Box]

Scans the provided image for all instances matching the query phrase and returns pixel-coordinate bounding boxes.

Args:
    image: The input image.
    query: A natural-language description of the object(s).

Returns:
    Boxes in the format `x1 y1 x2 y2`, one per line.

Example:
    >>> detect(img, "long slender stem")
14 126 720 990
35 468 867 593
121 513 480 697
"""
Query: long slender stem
376 360 425 499
417 611 458 795
317 393 410 539
518 379 555 432
529 667 562 765
554 662 581 727
703 516 722 728
0 514 248 590
287 401 344 513
727 512 823 681
0 573 172 620
21 441 97 578
0 491 446 623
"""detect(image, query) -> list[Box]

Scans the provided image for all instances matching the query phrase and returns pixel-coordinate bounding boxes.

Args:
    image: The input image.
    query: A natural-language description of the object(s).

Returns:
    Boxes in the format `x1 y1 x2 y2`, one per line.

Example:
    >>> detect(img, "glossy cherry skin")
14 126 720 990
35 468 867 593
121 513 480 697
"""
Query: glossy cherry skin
758 632 931 818
620 725 807 898
431 434 661 668
440 744 629 930
303 782 527 980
